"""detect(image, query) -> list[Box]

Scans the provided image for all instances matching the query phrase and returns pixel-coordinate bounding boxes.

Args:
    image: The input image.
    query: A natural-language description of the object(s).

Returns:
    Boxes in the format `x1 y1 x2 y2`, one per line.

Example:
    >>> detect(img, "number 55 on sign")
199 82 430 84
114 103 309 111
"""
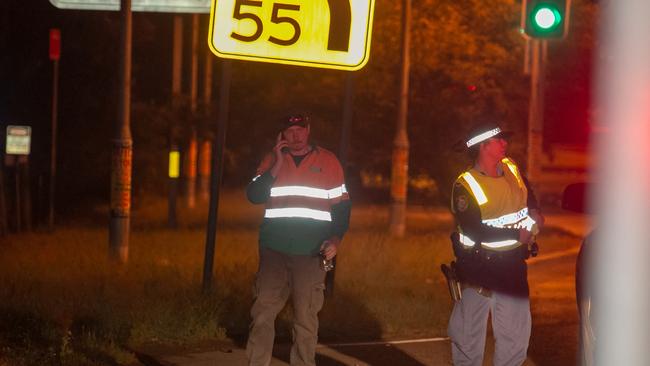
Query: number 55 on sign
209 0 375 71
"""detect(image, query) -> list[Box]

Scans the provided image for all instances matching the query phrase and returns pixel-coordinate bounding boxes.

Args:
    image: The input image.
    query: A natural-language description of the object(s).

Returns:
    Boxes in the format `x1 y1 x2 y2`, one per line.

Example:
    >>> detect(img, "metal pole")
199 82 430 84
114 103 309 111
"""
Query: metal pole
0 159 7 236
169 15 183 226
339 73 354 166
21 157 31 232
185 128 198 208
325 72 355 298
49 57 59 231
202 60 232 293
526 40 545 184
15 163 21 233
200 15 214 202
190 13 199 114
109 0 132 263
389 0 411 237
198 140 211 202
168 145 179 228
203 25 214 114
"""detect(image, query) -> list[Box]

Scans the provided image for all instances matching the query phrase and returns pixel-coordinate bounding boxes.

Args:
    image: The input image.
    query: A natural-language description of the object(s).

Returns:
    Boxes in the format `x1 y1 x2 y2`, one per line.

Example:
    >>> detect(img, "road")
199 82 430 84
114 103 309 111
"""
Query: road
143 212 589 366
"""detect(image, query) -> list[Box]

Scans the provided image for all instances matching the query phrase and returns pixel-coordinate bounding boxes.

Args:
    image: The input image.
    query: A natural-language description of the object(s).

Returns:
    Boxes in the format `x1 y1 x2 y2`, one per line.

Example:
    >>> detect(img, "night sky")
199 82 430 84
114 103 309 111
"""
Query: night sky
1 0 595 212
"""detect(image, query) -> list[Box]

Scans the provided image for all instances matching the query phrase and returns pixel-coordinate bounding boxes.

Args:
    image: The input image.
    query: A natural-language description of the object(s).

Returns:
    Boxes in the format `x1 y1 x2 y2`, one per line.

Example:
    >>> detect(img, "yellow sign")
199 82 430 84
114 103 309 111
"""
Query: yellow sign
169 151 180 178
209 0 375 71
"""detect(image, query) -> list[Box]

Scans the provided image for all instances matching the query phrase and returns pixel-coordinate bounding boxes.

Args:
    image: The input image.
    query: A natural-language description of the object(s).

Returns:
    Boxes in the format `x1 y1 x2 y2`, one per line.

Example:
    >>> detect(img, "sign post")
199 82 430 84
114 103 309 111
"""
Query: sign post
5 126 32 232
49 28 61 230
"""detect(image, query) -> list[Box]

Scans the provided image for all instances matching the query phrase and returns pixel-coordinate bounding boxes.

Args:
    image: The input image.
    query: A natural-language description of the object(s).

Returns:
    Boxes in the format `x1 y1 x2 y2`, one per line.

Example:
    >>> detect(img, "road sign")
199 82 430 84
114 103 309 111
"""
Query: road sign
49 0 210 13
6 126 31 155
49 29 61 61
209 0 376 71
168 151 180 178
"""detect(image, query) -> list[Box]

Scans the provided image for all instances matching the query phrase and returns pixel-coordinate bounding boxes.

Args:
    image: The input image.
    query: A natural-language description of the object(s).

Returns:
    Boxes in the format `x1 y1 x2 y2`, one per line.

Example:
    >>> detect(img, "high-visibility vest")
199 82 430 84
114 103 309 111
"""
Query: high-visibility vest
253 147 348 223
452 158 538 251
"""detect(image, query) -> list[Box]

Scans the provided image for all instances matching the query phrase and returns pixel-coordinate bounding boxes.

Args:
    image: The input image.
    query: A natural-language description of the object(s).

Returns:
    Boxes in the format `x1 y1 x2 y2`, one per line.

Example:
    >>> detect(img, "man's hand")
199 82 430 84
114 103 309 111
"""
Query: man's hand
519 228 533 244
530 209 545 229
320 237 340 260
270 132 288 177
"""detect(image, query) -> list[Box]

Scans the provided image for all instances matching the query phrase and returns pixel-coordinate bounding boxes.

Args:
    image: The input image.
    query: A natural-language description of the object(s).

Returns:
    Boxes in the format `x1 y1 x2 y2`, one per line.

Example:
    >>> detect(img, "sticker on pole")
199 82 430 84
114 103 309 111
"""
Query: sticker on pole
6 126 31 155
209 0 376 71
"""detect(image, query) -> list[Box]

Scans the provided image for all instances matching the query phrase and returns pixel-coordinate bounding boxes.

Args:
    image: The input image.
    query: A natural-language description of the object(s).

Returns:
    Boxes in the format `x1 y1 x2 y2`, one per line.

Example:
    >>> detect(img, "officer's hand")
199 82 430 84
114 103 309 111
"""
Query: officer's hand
320 237 340 260
530 209 545 229
519 228 533 244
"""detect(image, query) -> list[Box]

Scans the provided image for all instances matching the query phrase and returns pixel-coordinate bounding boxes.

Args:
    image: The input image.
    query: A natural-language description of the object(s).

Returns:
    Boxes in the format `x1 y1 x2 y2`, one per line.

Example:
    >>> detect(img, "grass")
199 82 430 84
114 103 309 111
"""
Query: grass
0 190 577 365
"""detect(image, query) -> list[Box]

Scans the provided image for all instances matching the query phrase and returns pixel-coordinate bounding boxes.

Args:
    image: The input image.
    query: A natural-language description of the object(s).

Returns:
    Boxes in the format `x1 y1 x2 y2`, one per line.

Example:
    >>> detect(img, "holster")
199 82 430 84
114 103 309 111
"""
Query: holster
441 262 463 302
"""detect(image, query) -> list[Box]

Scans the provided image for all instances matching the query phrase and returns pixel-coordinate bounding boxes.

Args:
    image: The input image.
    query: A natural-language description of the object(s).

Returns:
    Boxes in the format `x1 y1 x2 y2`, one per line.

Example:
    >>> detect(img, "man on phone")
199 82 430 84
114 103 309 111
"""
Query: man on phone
245 113 351 366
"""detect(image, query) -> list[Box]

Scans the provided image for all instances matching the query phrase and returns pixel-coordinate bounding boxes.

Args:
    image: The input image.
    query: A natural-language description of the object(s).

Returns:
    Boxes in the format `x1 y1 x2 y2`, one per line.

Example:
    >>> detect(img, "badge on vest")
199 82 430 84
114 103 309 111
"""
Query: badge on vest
456 194 468 212
309 166 322 173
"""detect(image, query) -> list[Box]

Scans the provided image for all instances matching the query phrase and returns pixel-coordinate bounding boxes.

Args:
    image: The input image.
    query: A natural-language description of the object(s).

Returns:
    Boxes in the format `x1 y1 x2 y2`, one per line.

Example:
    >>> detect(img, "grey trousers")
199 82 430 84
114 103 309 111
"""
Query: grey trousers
448 288 531 366
246 247 326 366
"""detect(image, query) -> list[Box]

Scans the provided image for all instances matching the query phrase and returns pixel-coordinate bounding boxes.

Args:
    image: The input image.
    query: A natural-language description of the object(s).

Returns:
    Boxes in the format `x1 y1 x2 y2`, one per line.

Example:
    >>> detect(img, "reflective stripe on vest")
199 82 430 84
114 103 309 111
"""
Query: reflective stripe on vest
459 233 475 247
264 207 332 221
482 239 520 249
483 207 528 227
270 184 347 200
461 172 488 205
462 168 535 231
459 233 520 250
501 158 524 188
480 205 536 231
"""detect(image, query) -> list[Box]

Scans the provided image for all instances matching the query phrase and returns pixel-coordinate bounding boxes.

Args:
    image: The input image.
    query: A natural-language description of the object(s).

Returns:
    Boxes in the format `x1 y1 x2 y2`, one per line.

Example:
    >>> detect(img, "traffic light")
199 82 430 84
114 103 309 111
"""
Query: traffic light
521 0 571 39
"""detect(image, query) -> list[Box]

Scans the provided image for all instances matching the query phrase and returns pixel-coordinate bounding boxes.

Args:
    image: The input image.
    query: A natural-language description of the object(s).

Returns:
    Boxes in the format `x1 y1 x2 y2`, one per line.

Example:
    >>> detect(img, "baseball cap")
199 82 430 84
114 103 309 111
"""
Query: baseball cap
280 113 310 131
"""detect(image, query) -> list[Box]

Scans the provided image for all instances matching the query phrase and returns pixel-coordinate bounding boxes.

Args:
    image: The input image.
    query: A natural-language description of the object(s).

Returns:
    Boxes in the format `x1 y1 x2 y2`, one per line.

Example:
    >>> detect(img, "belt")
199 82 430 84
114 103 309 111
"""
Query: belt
462 283 492 298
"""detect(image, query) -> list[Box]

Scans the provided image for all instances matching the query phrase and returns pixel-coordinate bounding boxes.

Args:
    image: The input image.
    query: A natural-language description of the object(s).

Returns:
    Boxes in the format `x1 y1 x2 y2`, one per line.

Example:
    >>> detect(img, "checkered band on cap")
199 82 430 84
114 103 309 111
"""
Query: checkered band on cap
466 127 502 148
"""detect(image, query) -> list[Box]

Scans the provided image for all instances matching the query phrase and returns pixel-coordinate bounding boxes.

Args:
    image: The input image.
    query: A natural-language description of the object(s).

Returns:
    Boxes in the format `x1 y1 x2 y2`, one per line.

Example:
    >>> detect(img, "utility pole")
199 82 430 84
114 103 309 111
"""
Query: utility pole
190 13 199 114
172 15 183 109
185 128 198 208
526 40 547 183
199 16 213 202
389 0 411 237
185 13 199 208
169 15 183 227
203 17 213 115
109 0 133 263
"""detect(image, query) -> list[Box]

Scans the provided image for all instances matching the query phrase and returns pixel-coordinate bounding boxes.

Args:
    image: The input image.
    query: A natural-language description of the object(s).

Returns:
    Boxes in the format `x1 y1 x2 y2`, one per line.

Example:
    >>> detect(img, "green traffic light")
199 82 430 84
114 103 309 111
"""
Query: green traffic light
532 4 562 31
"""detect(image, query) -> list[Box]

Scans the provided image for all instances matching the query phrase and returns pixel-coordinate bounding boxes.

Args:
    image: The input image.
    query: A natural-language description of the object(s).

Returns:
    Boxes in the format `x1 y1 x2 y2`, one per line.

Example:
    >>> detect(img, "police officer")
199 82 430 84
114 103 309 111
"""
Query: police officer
448 122 544 366
245 113 351 366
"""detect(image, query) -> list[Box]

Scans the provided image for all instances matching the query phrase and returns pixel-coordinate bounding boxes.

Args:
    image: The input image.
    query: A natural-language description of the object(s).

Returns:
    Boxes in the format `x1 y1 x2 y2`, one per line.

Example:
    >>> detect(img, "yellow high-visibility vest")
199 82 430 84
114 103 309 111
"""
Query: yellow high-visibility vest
452 158 538 251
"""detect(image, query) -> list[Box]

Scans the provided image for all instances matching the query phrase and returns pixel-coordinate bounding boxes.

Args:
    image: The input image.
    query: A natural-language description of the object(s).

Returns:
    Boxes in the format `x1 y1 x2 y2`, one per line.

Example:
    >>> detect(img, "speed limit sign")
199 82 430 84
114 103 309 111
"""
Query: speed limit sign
209 0 375 71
